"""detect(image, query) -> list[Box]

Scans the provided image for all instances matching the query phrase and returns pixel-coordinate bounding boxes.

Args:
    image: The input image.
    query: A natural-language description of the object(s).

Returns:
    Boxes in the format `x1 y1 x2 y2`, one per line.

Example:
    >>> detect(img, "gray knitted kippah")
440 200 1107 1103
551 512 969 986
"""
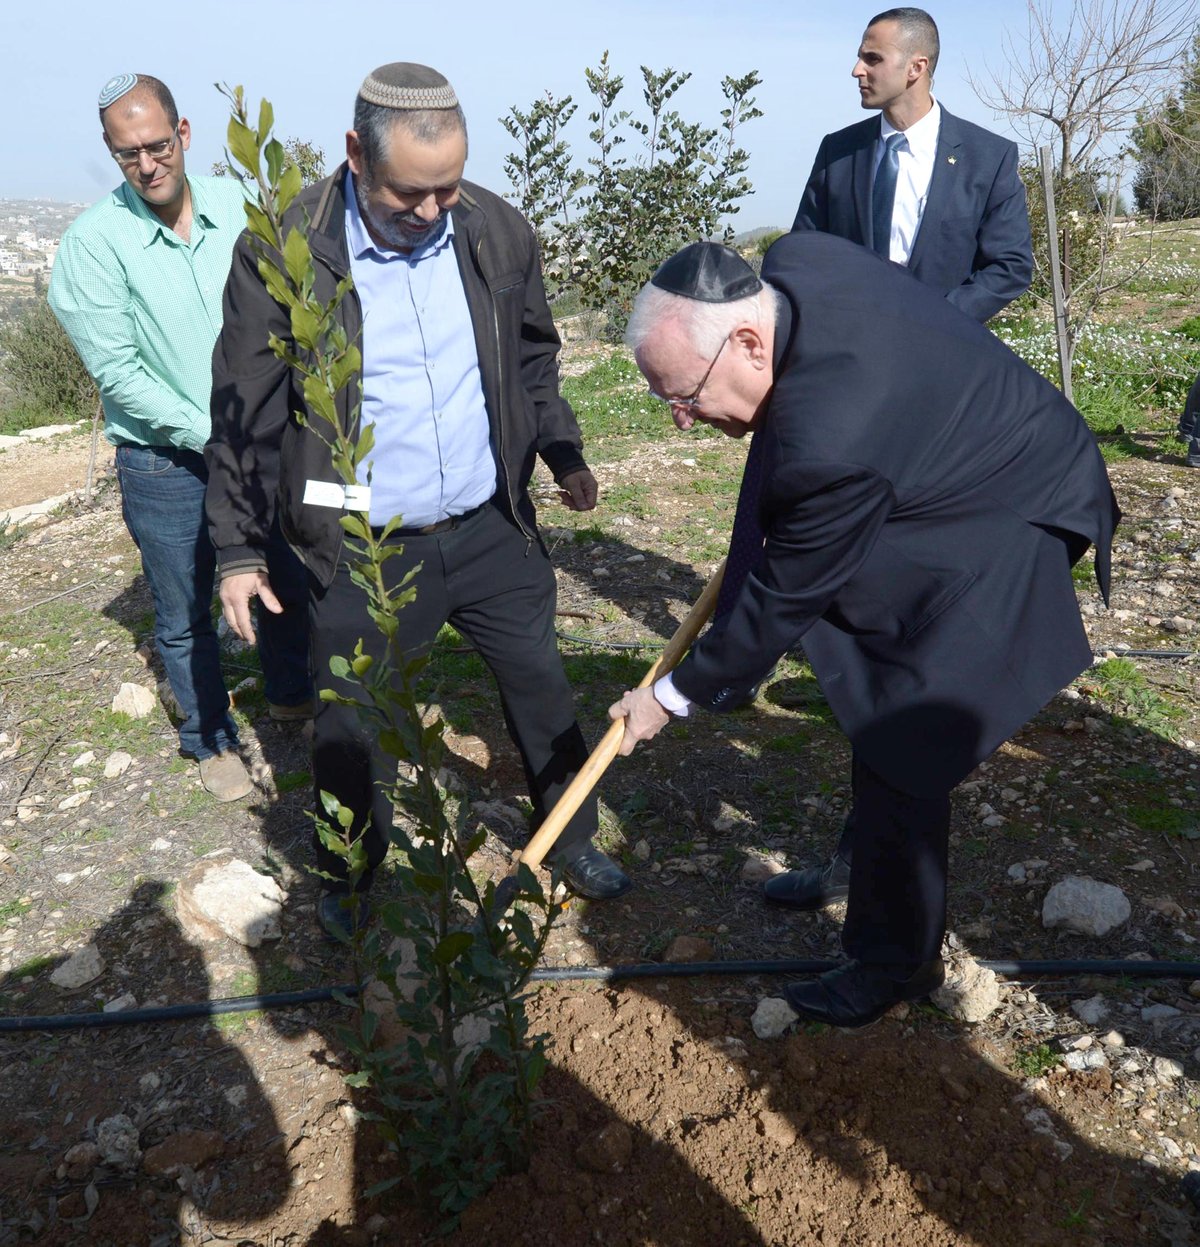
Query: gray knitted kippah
358 63 458 110
98 73 138 109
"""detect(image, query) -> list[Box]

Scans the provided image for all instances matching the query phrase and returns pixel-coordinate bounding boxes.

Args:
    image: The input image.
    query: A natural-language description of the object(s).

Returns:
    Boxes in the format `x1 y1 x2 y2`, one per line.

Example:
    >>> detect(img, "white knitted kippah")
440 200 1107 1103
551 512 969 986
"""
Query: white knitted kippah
98 73 138 109
358 63 459 110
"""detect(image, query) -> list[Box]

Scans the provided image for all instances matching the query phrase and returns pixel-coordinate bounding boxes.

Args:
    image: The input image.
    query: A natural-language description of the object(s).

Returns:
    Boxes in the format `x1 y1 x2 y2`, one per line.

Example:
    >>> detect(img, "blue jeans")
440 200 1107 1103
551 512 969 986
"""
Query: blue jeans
116 445 311 759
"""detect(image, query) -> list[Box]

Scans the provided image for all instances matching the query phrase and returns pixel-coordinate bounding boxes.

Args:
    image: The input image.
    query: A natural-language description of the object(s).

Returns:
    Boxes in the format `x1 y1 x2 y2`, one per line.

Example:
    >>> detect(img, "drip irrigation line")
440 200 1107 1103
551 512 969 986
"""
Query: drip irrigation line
1102 648 1197 659
2 957 1198 1034
555 631 665 651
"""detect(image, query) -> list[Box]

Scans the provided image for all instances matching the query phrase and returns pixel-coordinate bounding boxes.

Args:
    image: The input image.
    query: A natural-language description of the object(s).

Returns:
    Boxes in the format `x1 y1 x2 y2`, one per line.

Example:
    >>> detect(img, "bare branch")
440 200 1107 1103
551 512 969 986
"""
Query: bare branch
968 0 1199 176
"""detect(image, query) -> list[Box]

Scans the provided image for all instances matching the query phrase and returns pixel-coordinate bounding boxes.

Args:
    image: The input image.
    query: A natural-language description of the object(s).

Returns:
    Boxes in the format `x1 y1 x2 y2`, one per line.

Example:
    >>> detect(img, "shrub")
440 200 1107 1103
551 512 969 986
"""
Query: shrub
0 297 96 427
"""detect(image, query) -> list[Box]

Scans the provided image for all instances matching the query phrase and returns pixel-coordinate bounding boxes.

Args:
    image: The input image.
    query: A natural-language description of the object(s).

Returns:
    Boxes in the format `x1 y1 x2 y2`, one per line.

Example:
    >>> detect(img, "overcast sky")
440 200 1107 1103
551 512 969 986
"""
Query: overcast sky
6 1 1100 230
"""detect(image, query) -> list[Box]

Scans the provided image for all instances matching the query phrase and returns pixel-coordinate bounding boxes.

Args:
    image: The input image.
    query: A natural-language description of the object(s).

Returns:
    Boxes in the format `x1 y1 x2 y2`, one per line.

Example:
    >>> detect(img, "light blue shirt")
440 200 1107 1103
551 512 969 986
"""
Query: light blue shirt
344 172 495 529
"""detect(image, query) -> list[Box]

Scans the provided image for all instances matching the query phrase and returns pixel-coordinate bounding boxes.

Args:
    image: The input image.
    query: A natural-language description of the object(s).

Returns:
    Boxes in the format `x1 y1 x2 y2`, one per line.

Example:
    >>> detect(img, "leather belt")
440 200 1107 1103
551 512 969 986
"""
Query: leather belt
372 499 490 539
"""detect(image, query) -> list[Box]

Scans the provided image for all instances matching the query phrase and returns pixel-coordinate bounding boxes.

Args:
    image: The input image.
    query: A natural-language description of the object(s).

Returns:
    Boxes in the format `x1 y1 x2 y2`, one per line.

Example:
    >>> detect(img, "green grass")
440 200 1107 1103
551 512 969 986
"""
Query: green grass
0 898 32 921
12 954 56 979
1012 1043 1059 1078
1081 658 1185 741
1127 803 1200 839
276 770 311 794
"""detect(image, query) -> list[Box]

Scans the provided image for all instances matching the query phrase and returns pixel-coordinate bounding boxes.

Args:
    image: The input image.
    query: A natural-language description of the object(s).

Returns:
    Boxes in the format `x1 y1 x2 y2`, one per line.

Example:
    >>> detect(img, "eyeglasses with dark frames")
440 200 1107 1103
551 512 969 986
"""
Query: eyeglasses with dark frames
110 127 180 167
647 335 728 410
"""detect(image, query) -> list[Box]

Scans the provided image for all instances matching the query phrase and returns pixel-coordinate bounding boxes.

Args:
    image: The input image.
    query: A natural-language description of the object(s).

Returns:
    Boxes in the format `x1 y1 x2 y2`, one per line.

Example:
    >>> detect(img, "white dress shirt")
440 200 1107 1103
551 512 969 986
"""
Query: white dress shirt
878 100 941 265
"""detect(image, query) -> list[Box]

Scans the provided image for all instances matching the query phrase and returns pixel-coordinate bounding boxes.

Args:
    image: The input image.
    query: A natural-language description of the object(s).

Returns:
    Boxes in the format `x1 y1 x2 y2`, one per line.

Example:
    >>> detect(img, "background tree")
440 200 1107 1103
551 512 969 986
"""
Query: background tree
969 0 1198 180
1131 30 1200 218
970 0 1198 390
212 136 326 186
502 53 762 329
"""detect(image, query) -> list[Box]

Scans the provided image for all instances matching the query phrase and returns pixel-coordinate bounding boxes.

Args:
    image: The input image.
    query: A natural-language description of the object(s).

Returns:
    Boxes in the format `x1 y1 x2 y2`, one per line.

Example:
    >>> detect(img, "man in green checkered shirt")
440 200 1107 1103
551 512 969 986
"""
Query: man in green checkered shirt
49 73 310 800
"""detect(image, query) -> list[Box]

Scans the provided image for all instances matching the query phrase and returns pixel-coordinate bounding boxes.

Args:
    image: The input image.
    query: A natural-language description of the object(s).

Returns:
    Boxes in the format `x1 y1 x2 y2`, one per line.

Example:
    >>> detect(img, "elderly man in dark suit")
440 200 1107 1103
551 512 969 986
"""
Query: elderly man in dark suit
610 238 1118 1028
793 7 1032 323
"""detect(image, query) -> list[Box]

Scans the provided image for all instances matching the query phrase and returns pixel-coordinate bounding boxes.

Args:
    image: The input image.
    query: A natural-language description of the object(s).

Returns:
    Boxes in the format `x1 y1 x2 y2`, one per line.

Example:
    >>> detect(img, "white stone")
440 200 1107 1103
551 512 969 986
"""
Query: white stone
175 858 285 948
1071 995 1109 1027
1100 1030 1126 1047
57 791 90 811
1007 863 1027 882
931 957 1001 1023
103 751 134 779
632 839 652 862
1142 1004 1182 1024
96 1114 141 1168
111 683 156 719
1041 876 1130 937
50 944 105 990
1064 1048 1108 1072
1154 1056 1185 1082
751 997 799 1040
741 855 786 884
103 993 137 1013
149 837 171 852
71 751 95 769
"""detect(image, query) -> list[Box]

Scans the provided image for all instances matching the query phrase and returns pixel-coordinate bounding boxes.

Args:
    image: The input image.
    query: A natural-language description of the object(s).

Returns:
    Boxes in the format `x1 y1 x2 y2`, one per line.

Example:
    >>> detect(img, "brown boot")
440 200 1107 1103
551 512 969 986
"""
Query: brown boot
198 751 253 802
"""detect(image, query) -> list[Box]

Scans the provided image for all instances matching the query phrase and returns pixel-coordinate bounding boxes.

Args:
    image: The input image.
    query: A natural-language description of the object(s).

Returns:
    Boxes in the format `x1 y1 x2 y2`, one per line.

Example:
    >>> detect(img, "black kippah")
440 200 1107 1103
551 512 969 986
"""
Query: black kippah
649 242 762 303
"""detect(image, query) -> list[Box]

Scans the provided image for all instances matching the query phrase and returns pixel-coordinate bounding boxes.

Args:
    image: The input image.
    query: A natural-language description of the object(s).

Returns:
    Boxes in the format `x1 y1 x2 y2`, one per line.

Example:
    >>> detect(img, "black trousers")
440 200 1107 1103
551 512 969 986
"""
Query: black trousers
308 501 597 893
835 752 952 974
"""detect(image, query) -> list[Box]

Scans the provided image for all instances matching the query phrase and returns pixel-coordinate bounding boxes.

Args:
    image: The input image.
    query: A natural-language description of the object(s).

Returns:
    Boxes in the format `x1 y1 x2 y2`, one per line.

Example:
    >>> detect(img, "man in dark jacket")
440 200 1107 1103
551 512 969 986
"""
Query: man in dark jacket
611 238 1118 1027
206 63 630 937
792 7 1032 323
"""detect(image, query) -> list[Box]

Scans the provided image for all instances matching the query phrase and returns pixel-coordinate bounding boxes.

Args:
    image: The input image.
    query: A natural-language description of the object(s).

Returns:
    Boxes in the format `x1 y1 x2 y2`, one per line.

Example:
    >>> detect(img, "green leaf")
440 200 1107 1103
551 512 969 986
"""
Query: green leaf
432 932 474 965
343 1070 372 1089
264 136 286 185
256 98 274 148
302 374 337 425
328 655 350 678
282 226 312 291
277 162 303 217
226 116 259 177
351 653 374 677
289 304 321 352
330 346 362 394
363 1175 405 1199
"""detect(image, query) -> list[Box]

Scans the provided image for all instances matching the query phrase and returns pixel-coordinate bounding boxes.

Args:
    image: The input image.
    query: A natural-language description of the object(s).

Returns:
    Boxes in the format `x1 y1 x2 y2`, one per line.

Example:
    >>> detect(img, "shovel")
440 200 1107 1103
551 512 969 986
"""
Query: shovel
488 558 726 914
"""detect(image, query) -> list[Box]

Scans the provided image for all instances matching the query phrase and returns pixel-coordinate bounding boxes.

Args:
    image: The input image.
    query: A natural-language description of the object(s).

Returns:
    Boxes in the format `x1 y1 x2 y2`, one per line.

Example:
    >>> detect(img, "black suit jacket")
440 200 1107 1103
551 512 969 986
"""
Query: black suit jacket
671 233 1118 798
792 106 1033 323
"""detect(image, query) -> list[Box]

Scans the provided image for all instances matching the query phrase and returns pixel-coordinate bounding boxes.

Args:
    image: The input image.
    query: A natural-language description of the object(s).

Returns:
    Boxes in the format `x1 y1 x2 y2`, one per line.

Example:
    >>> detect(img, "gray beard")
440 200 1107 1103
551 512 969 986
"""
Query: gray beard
354 177 448 251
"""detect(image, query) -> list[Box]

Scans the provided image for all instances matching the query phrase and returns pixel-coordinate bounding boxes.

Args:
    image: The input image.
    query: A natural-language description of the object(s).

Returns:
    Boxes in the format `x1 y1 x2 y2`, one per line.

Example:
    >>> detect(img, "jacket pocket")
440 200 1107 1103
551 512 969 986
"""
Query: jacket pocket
825 541 976 645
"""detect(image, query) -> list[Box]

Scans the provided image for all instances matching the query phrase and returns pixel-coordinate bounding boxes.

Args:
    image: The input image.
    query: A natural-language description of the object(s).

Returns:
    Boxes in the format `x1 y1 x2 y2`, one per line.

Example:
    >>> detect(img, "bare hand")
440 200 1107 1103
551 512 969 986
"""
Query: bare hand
608 686 671 756
557 468 598 511
219 570 282 645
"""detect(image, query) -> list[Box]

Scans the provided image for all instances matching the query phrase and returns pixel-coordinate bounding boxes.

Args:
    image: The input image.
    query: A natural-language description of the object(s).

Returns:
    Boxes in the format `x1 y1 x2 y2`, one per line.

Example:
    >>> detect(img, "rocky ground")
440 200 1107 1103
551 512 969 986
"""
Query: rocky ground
1 403 1199 1245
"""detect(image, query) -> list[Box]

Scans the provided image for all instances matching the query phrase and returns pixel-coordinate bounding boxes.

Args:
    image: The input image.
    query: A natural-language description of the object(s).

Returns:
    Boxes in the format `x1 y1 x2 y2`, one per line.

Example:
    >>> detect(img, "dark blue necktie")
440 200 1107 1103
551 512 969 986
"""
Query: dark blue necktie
715 430 768 619
871 132 906 256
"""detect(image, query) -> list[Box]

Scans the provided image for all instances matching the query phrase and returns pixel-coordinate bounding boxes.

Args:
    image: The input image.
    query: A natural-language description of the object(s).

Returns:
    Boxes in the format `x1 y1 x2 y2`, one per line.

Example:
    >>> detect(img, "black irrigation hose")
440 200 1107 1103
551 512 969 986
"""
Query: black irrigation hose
3 958 1198 1034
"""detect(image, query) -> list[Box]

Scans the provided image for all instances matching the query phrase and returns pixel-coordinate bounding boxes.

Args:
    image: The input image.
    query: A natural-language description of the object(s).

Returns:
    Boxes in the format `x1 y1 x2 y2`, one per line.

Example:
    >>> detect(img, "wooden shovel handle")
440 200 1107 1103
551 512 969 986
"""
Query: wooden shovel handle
517 558 726 872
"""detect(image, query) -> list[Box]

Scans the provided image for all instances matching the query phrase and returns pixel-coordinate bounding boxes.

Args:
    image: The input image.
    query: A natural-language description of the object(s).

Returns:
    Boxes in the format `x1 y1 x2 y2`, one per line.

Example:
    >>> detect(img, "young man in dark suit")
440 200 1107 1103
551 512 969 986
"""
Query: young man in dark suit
793 7 1033 323
610 239 1117 1028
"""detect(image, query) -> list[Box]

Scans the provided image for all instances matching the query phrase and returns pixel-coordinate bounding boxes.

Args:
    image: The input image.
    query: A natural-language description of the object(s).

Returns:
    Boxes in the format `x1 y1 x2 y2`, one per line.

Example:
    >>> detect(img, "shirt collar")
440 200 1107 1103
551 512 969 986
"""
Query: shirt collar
344 168 456 261
880 98 941 158
119 175 218 249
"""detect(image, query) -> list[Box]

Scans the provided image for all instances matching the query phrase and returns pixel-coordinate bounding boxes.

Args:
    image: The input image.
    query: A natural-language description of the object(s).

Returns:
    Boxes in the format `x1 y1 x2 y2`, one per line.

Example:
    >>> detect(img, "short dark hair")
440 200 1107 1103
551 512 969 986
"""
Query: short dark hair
99 74 179 129
352 96 468 175
868 7 940 75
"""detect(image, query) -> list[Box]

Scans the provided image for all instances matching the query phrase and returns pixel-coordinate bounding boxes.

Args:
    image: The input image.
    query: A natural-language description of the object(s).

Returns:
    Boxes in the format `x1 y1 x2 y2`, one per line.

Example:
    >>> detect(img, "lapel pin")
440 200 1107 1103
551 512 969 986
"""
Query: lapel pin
948 156 957 164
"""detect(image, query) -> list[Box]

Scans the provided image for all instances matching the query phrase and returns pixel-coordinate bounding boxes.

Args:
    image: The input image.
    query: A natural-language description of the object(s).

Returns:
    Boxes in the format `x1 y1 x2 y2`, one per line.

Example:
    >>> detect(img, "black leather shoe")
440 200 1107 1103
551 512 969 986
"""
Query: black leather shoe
762 855 851 910
558 846 633 900
317 893 372 942
783 958 945 1028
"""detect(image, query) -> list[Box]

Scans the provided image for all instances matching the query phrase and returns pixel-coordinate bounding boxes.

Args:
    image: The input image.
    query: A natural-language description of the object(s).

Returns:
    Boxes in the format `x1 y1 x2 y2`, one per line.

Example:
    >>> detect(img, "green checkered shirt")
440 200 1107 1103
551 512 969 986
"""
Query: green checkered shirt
48 175 248 453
